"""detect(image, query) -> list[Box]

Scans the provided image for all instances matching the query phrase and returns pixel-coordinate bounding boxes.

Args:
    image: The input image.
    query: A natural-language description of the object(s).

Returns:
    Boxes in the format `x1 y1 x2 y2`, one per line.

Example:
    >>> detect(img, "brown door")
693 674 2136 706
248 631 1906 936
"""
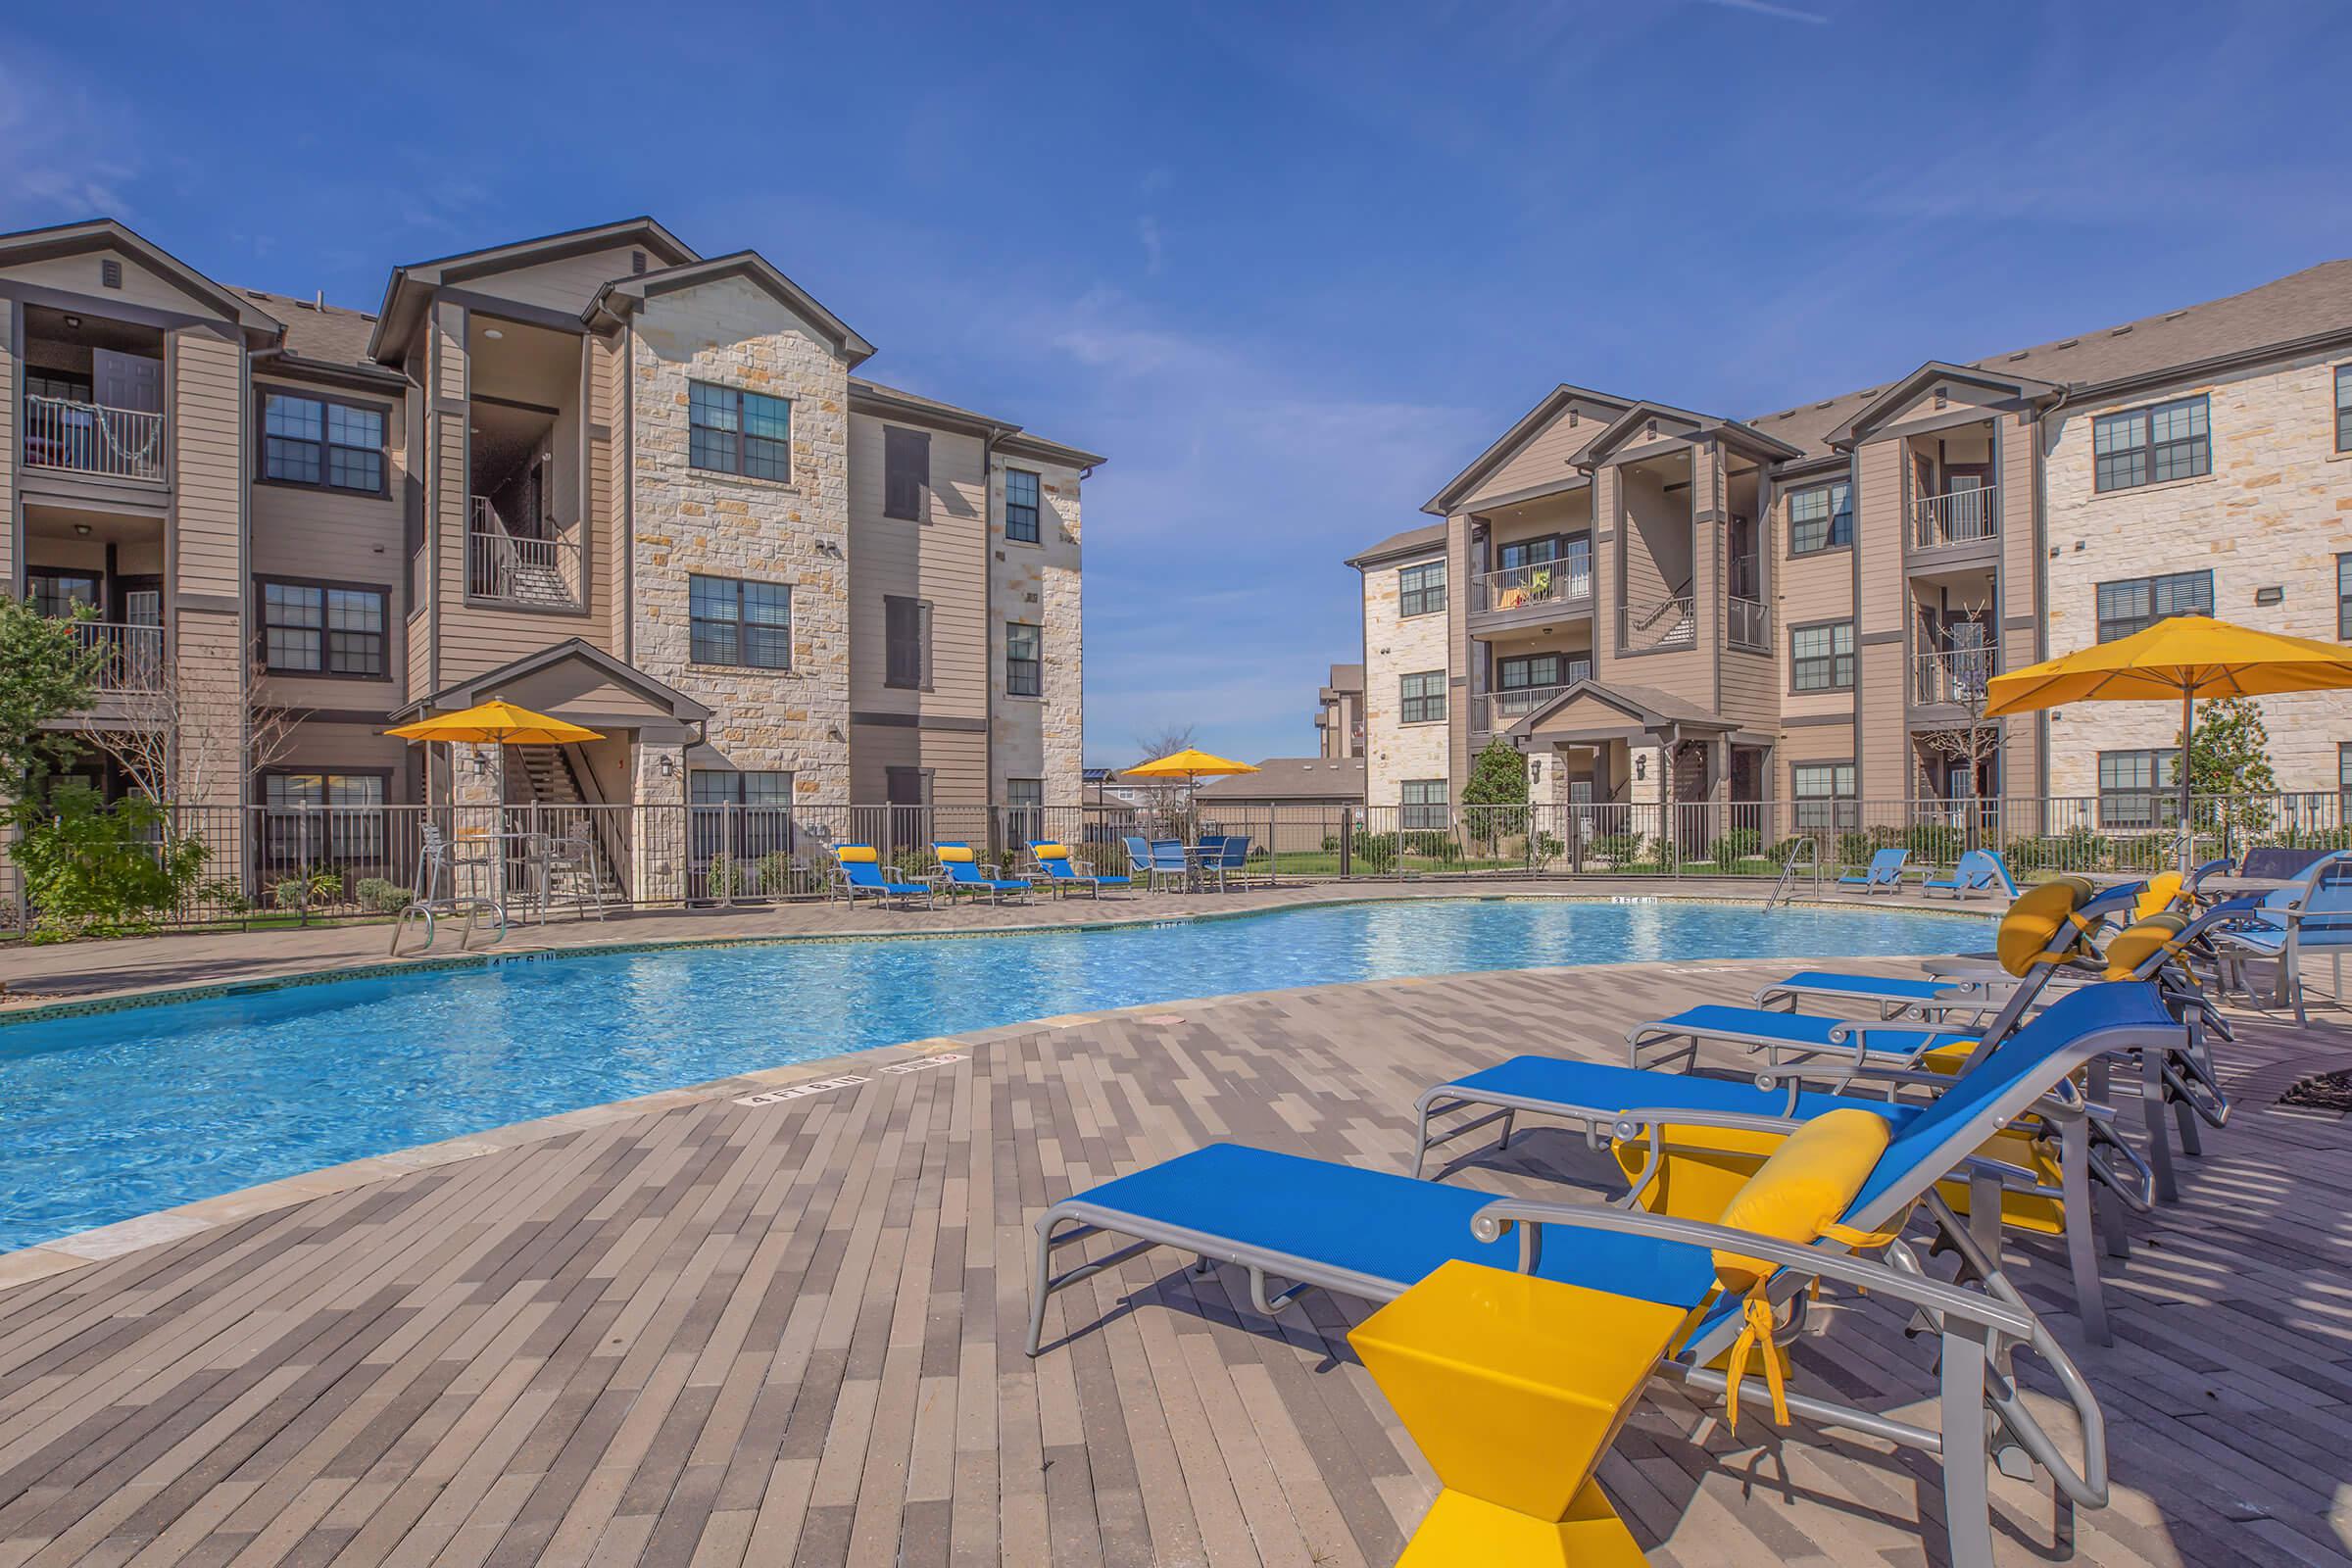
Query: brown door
92 350 162 413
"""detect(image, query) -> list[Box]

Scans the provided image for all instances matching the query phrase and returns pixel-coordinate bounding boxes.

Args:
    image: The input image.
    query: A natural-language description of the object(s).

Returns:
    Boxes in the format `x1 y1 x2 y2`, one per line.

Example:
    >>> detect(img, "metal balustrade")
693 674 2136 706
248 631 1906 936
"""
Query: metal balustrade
1915 644 1998 706
1913 487 1998 547
23 396 166 481
1619 594 1696 653
65 620 167 694
467 497 583 609
1471 558 1592 614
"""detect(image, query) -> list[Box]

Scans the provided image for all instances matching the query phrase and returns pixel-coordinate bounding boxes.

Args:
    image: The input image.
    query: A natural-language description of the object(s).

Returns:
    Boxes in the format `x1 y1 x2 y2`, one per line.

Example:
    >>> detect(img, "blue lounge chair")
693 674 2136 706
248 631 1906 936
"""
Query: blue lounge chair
1028 841 1130 899
931 842 1031 904
2211 848 2352 1023
829 844 935 908
1921 848 2017 902
1030 982 2170 1568
1837 846 1909 894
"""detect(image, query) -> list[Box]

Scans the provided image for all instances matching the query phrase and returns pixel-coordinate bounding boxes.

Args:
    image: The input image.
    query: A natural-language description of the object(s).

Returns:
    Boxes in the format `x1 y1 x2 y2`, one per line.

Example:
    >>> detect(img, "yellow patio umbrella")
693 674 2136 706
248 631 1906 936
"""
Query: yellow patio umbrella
1122 748 1260 788
386 700 604 747
1984 614 2352 869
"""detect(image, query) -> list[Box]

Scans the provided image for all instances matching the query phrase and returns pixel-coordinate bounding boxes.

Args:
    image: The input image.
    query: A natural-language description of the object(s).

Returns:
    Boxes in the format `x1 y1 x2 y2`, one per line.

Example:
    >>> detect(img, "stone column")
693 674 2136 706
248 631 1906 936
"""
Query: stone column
632 739 687 906
449 741 506 905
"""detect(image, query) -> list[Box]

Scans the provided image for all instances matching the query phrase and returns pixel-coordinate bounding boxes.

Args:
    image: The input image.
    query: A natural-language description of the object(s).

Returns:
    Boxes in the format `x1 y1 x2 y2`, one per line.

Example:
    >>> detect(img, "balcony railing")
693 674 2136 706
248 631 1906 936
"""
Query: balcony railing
64 620 166 695
23 396 166 482
1915 643 1997 707
1618 594 1695 654
1472 675 1589 734
1470 557 1592 615
1913 487 1998 548
467 498 583 610
1727 595 1770 652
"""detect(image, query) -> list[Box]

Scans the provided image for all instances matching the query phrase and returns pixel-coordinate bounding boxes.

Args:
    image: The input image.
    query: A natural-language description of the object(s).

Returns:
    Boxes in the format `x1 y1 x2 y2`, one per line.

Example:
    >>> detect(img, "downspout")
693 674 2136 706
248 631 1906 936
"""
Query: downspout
2032 385 2071 830
620 318 635 667
982 426 998 807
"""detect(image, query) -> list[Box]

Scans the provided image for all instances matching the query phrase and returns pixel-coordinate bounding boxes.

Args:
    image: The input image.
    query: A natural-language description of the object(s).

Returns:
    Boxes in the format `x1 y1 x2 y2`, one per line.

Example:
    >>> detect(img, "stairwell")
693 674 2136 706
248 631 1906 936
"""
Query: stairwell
508 745 624 903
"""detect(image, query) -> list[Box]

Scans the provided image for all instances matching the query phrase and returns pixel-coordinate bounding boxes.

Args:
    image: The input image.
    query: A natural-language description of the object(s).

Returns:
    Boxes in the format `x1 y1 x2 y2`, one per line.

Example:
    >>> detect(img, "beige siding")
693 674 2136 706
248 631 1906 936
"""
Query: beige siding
1779 718 1857 803
173 608 246 808
591 333 625 651
847 414 987 718
1850 436 1906 798
1719 648 1777 731
1874 381 2016 436
0 251 236 322
276 720 415 792
1459 399 1608 508
170 327 242 599
850 722 988 805
0 305 15 587
1590 467 1620 662
462 247 644 318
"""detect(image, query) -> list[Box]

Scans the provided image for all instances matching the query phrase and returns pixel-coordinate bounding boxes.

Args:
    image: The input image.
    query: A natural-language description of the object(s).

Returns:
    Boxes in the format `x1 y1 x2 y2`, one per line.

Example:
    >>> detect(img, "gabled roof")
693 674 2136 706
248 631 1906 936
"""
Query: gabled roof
0 218 283 334
1822 360 2063 448
1569 399 1715 469
586 251 875 368
1193 757 1365 802
1501 677 1732 744
850 377 1106 468
1346 521 1447 568
392 638 712 724
369 217 700 362
1422 382 1638 514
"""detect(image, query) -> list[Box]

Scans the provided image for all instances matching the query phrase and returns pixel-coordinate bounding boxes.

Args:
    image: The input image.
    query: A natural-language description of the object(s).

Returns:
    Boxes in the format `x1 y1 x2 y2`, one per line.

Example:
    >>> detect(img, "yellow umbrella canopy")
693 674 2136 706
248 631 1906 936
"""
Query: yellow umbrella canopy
1984 614 2352 867
1121 748 1259 779
385 699 604 746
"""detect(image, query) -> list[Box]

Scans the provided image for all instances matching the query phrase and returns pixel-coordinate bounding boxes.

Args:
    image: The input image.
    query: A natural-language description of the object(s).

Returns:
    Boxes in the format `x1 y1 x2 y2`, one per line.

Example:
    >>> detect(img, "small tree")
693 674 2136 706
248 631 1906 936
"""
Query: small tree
8 783 209 940
2181 696 2277 855
86 659 305 811
1914 597 2000 834
1459 738 1528 849
1130 721 1200 832
0 596 102 787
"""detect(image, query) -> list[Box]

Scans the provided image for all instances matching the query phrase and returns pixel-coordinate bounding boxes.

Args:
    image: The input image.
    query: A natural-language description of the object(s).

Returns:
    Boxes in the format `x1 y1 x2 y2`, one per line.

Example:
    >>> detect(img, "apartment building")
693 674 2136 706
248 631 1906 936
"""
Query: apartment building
1351 259 2352 828
1 217 1098 888
1313 662 1364 758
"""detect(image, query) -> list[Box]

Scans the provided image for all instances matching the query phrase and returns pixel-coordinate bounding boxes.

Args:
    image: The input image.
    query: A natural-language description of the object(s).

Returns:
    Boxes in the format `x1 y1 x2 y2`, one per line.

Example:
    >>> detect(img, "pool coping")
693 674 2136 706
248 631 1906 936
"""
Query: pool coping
0 934 1993 1290
0 885 1988 1028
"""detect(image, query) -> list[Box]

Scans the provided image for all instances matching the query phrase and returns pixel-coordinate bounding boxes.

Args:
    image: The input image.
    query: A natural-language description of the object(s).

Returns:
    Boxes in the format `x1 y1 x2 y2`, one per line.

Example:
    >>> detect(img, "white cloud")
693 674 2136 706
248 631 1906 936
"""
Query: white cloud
0 62 142 225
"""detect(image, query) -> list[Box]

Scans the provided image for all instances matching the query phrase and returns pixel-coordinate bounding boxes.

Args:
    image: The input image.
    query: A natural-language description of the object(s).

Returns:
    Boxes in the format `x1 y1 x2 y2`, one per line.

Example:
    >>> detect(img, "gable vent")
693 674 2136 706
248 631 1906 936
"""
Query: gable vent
100 259 122 290
631 250 648 275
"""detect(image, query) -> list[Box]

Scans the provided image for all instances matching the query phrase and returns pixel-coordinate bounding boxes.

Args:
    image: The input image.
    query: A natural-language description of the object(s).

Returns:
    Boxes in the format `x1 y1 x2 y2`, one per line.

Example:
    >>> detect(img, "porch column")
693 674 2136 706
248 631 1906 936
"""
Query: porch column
631 739 687 906
450 741 507 905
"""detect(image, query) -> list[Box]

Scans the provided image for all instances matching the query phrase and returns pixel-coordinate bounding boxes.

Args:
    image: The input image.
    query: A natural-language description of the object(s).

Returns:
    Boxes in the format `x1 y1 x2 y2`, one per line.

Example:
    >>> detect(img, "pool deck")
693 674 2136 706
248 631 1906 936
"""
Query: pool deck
0 954 2346 1566
0 876 1975 1014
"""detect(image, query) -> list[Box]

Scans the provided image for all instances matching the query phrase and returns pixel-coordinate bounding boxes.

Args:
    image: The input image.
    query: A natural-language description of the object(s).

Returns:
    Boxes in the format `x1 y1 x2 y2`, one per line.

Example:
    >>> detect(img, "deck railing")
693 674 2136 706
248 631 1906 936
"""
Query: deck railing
467 497 583 609
1913 487 1998 548
64 620 167 694
1470 676 1590 735
1915 643 1998 706
1618 594 1696 653
23 396 166 481
1470 556 1592 614
1727 595 1770 652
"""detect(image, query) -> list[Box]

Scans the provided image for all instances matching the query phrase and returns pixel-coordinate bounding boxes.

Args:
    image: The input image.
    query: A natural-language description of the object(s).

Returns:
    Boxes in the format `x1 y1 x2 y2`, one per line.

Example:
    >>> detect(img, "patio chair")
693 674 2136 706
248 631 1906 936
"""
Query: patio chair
1920 848 2017 902
2211 848 2352 1023
2236 844 2335 882
1030 981 2169 1568
931 842 1032 905
1135 837 1191 893
830 844 935 909
1204 834 1250 891
1835 846 1909 894
1027 841 1130 899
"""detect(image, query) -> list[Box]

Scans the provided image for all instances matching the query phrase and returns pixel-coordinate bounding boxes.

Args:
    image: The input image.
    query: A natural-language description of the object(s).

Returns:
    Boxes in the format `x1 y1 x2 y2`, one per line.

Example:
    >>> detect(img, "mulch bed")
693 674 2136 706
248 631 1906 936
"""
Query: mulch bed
2278 1068 2352 1113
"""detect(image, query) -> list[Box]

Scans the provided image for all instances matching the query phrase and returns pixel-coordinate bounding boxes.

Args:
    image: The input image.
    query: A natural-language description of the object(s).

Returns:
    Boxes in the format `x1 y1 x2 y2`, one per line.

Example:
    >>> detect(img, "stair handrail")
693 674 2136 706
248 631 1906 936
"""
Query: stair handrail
1765 833 1820 910
556 743 629 897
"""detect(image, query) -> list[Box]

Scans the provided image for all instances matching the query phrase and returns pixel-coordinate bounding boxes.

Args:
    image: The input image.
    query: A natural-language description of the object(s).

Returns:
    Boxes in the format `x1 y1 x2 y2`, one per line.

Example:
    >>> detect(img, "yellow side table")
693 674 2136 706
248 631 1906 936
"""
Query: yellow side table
1350 1259 1686 1567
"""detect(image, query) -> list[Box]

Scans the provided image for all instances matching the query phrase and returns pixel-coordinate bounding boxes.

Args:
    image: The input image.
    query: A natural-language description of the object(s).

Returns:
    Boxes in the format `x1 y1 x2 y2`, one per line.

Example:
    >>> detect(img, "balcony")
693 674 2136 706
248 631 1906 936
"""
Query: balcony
61 620 166 696
467 498 583 611
1913 487 1998 550
1469 558 1592 622
1471 676 1587 735
1618 594 1695 654
23 397 166 483
1727 595 1770 653
1915 644 1997 709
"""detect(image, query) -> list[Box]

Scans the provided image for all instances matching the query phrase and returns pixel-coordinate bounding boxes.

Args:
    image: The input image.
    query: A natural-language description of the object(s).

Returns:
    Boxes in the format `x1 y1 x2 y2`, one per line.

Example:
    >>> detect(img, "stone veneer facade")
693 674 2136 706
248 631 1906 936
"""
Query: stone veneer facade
1361 546 1453 805
989 452 1086 802
2042 350 2352 798
627 276 853 806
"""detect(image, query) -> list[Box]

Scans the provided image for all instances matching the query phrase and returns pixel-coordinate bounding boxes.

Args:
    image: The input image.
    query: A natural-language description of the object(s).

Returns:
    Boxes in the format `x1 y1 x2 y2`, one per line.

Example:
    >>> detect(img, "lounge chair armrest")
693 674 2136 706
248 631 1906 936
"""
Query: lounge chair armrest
1465 1198 2037 1338
1606 1106 1809 1140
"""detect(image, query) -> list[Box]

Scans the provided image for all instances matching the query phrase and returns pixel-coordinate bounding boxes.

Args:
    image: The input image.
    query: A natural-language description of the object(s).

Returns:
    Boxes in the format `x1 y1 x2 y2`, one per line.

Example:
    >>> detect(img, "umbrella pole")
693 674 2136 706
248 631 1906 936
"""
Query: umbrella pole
2180 686 2194 877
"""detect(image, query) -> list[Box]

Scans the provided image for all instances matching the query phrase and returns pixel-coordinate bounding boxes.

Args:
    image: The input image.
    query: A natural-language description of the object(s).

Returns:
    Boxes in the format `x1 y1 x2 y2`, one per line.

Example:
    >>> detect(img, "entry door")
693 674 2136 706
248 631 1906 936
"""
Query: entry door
119 578 163 688
92 350 163 414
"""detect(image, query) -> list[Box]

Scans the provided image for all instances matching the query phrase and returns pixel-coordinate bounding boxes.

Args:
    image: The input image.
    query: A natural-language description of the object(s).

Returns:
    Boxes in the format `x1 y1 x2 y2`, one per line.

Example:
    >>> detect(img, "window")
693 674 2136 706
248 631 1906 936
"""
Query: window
1497 536 1557 570
1401 778 1448 831
1788 481 1852 554
263 772 388 863
689 770 796 867
1400 669 1446 724
1006 776 1046 843
1497 654 1562 690
25 371 91 404
2093 395 2210 492
885 426 930 520
2096 570 2211 643
690 769 794 808
688 382 792 481
1005 468 1041 543
2340 554 2352 640
263 392 385 493
1789 621 1855 692
259 579 386 676
2340 744 2352 819
25 569 98 619
885 596 932 689
885 766 930 808
2337 366 2352 453
2098 749 2180 829
1005 620 1042 697
1398 561 1446 617
1791 762 1857 830
689 574 791 667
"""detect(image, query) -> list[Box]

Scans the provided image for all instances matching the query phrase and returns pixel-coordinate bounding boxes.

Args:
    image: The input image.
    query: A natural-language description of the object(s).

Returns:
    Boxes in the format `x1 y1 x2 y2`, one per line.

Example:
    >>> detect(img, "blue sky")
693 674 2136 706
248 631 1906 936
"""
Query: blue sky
9 2 2352 766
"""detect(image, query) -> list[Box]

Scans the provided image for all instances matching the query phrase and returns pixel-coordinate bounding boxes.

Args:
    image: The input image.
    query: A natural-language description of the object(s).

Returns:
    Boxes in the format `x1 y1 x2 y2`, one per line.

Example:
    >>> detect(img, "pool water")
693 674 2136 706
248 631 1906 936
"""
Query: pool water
0 899 1990 1249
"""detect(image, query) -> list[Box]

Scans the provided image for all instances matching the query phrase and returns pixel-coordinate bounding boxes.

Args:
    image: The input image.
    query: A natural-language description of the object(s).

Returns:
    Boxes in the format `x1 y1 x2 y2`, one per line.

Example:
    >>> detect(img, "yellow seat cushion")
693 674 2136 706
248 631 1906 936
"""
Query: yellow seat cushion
2103 913 2185 980
834 846 879 864
1994 877 2095 976
2133 872 2183 925
1709 1108 1891 1294
935 845 976 863
1033 843 1069 860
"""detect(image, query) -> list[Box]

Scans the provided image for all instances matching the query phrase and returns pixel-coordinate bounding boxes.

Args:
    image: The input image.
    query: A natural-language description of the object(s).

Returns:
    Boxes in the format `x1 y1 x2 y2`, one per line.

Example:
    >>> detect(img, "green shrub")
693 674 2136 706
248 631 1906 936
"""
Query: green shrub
1835 831 1875 868
1765 837 1809 865
1530 832 1563 867
756 851 796 895
1902 821 1965 865
1592 832 1646 864
9 786 208 941
1400 830 1458 861
195 876 252 915
354 876 411 913
1709 829 1762 871
1349 830 1396 873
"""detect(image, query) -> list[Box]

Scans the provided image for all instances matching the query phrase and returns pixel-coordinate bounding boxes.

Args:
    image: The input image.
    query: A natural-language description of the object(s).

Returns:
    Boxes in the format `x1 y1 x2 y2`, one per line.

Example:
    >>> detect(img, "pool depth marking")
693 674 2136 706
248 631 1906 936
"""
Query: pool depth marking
733 1053 964 1106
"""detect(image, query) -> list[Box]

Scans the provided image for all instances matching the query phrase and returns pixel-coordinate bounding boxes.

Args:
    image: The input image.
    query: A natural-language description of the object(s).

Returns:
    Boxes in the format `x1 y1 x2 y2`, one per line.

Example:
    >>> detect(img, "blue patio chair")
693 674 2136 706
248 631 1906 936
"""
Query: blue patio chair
1836 847 1909 894
1205 834 1250 891
829 844 935 909
931 842 1031 905
1029 981 2167 1568
1921 848 2018 902
2236 845 2334 882
1141 838 1192 893
1027 841 1130 899
2211 848 2352 1023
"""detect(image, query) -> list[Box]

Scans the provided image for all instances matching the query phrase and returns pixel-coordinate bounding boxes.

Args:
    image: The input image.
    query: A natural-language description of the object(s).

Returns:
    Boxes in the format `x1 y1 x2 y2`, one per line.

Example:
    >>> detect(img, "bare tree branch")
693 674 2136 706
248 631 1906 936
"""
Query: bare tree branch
1914 596 2001 804
84 660 310 818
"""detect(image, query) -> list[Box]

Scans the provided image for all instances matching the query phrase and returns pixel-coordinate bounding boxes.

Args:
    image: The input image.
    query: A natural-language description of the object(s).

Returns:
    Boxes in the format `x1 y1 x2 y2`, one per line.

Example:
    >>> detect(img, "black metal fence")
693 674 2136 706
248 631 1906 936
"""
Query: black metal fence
4 791 2346 929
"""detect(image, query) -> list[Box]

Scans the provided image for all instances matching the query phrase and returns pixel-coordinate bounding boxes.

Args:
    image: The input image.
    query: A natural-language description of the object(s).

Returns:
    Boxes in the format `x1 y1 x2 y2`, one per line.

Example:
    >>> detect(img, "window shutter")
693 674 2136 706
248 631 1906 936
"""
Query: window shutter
884 428 930 520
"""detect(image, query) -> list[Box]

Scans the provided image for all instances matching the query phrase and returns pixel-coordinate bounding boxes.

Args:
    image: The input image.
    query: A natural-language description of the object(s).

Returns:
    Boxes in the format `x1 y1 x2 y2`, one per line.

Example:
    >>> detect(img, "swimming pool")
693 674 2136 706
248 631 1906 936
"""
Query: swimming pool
0 898 1990 1250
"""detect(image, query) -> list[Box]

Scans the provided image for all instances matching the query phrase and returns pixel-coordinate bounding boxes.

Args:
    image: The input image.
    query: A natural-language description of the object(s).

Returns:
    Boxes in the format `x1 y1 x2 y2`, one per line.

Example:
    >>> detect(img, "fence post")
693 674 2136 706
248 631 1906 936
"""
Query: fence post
1340 808 1352 880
